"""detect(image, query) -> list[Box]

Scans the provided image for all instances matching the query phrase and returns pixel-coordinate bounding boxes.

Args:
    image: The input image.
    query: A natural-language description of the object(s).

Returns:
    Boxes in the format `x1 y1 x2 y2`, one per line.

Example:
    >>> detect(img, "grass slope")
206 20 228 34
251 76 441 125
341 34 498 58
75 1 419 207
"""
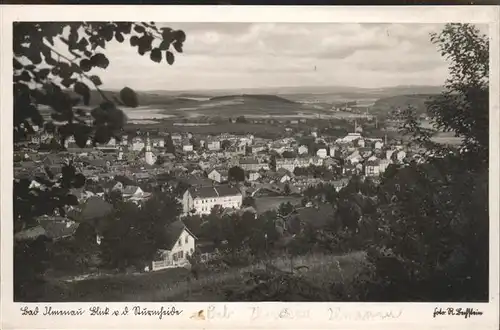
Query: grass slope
23 251 368 302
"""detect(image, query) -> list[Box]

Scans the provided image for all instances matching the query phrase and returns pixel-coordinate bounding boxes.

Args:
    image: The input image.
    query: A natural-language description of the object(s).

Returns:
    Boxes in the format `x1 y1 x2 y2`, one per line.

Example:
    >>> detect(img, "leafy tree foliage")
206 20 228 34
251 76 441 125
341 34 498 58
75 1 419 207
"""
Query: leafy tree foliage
428 24 489 164
293 165 332 179
236 25 489 301
155 154 166 165
303 182 338 204
198 208 278 258
165 134 176 154
283 183 291 196
235 116 248 123
14 22 185 146
269 155 277 171
221 139 231 150
278 202 294 217
242 196 256 208
228 166 245 182
104 189 123 207
361 23 490 301
99 191 182 270
281 151 296 159
13 21 185 299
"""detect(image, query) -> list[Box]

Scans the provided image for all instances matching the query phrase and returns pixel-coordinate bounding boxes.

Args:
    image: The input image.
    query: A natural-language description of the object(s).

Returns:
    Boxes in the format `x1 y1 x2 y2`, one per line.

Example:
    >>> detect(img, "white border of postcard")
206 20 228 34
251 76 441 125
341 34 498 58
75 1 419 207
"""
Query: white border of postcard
1 4 499 330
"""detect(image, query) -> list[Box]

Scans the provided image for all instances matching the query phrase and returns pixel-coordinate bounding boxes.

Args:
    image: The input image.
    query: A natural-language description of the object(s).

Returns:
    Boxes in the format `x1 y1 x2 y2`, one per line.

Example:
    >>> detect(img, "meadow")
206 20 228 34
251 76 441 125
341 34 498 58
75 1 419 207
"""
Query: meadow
23 251 368 302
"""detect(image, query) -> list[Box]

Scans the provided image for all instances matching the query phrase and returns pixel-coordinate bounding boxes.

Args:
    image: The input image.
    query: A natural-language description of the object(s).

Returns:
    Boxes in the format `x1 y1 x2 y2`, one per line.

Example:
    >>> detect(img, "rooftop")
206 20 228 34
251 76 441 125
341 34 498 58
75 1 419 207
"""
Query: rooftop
188 185 242 199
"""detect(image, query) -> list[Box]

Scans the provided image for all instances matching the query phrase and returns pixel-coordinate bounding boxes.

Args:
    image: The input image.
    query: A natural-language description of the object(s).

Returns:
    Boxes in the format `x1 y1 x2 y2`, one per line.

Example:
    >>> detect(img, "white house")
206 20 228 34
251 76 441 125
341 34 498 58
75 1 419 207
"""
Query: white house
150 138 163 148
316 148 328 159
207 140 221 151
364 160 381 177
151 220 197 271
131 138 145 151
208 168 228 183
248 171 261 182
374 141 384 149
182 185 243 216
346 150 362 164
332 178 350 192
276 158 308 172
275 157 323 172
182 141 194 152
107 137 117 146
394 150 407 163
356 138 366 148
29 179 42 189
171 133 182 145
251 144 267 154
335 132 362 144
298 145 308 155
278 174 291 183
122 185 144 199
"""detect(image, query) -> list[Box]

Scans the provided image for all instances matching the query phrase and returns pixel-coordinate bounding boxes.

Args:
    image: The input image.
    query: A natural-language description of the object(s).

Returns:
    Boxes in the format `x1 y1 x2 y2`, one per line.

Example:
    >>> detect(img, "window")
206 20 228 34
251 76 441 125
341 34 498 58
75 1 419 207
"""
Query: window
178 239 182 246
185 235 189 244
190 248 194 254
179 251 183 258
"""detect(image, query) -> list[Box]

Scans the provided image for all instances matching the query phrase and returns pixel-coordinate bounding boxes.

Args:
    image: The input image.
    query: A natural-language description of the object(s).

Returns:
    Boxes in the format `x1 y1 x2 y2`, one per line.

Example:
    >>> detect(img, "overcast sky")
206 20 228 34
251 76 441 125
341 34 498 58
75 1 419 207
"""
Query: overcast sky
84 23 465 91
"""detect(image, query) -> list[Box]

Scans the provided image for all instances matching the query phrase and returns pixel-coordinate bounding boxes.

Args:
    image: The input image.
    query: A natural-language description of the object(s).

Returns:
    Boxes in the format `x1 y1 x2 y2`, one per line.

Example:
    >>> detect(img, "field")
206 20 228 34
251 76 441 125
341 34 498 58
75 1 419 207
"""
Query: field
22 251 369 302
60 86 442 124
254 196 303 214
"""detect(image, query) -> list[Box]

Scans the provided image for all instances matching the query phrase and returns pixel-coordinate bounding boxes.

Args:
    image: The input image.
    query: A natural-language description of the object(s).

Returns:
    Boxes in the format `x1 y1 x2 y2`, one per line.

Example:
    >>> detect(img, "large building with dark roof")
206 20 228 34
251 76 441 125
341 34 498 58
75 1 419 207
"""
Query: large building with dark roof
181 185 243 216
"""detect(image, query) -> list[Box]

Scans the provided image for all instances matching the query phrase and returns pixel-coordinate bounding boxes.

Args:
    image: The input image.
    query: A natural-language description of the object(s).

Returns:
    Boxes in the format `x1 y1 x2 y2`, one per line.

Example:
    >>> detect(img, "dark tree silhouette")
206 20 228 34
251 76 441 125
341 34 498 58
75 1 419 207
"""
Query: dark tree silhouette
165 134 176 154
228 166 245 182
13 21 186 300
221 139 231 150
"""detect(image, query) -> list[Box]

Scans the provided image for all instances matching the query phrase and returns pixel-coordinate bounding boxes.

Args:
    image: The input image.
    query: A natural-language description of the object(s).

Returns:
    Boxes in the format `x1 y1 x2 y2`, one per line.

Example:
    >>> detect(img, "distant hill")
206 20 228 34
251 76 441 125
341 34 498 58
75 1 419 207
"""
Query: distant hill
166 84 444 98
209 94 295 104
376 85 444 95
65 89 200 108
54 86 443 120
370 94 438 116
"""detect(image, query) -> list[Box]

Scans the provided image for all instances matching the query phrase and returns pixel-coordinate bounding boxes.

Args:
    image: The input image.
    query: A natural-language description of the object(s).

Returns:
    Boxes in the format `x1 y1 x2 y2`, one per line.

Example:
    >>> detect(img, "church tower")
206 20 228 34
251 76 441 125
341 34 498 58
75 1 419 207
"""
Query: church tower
144 132 156 165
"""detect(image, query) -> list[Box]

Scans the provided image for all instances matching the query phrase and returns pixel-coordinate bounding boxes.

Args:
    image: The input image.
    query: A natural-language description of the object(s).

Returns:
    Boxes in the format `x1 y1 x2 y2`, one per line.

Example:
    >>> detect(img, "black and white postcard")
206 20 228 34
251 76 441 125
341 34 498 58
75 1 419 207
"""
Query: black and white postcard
1 4 499 330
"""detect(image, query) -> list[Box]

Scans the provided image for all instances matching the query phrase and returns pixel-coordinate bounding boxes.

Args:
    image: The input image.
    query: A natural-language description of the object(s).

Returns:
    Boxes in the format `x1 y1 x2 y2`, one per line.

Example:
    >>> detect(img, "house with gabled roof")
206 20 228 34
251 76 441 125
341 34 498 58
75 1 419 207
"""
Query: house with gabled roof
208 168 229 183
150 220 197 271
182 185 242 216
122 185 144 198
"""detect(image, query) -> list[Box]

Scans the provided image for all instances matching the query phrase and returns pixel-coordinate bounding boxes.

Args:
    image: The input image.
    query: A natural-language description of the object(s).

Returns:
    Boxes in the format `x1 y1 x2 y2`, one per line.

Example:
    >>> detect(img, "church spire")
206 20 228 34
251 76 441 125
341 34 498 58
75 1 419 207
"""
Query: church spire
146 132 151 152
144 132 155 165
